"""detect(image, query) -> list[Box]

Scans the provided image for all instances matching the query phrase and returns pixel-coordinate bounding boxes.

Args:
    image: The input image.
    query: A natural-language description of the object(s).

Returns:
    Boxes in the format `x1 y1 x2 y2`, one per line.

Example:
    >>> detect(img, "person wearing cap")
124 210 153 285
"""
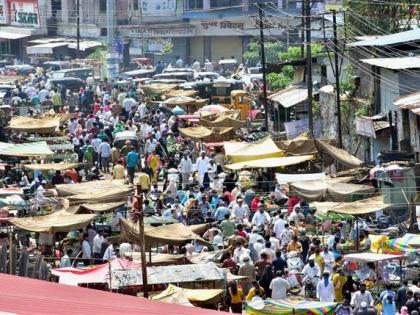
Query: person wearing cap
232 197 249 223
238 256 255 295
179 153 193 189
251 204 270 228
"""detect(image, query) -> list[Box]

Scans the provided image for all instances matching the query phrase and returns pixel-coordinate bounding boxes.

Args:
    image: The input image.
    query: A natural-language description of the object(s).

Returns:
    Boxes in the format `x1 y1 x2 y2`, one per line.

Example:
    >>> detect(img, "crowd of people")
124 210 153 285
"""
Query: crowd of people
2 63 416 315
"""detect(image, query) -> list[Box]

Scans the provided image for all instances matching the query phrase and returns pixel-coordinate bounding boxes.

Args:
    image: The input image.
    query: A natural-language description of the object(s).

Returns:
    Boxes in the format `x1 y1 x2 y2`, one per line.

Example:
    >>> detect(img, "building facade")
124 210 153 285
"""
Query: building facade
49 0 327 65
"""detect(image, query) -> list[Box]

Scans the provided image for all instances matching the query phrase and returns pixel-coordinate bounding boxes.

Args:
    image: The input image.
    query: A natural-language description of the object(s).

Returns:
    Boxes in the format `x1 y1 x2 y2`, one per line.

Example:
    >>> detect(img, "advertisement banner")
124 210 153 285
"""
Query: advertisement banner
140 0 176 16
10 1 40 28
0 0 8 24
284 118 321 139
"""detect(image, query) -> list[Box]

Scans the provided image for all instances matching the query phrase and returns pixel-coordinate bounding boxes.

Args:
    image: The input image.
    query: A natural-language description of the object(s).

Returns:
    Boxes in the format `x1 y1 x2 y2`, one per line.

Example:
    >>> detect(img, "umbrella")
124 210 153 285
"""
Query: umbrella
172 106 185 115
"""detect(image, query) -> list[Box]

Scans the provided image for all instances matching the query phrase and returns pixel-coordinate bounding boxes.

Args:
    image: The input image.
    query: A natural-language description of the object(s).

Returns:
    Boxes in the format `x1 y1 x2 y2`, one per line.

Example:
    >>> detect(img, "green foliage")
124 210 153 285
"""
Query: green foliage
243 41 283 65
267 72 293 90
348 0 418 35
278 43 325 61
161 42 174 55
87 46 106 62
340 64 355 94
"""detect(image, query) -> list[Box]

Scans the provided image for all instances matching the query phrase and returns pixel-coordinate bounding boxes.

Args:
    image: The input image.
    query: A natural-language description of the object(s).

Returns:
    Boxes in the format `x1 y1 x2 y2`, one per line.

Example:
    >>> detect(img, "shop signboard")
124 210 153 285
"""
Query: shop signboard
122 24 195 38
355 117 376 138
10 1 40 28
0 0 8 24
140 0 176 16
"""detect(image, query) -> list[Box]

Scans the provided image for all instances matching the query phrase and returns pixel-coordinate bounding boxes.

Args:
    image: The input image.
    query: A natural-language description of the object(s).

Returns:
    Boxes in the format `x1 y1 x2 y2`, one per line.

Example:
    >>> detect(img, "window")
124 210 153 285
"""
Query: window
210 0 240 8
188 0 203 9
99 0 107 13
133 0 139 10
101 28 107 36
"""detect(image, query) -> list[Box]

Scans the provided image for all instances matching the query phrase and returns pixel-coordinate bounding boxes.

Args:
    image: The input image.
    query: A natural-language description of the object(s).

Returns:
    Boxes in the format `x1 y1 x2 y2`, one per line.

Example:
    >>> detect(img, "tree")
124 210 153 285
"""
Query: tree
243 41 284 65
347 0 418 35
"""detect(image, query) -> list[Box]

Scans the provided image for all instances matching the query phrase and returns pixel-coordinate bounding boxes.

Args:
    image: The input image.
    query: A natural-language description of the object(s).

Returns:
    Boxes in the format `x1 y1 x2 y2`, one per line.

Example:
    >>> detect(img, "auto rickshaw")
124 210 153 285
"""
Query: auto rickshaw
228 90 252 120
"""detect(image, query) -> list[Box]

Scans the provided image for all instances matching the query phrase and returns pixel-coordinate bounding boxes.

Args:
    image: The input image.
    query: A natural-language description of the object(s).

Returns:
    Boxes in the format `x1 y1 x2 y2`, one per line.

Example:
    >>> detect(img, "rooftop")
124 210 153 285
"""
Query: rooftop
350 28 420 47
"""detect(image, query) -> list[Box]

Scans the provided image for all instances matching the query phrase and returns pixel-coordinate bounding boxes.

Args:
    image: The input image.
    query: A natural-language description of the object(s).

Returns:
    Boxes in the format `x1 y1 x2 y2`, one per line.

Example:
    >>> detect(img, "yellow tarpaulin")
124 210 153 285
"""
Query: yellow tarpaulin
120 219 209 247
77 201 126 213
225 136 285 164
179 126 235 142
225 155 314 170
315 139 363 168
152 284 224 305
55 180 130 197
66 187 133 205
277 133 335 155
9 210 96 233
8 116 60 134
24 163 78 171
313 195 390 215
165 89 198 98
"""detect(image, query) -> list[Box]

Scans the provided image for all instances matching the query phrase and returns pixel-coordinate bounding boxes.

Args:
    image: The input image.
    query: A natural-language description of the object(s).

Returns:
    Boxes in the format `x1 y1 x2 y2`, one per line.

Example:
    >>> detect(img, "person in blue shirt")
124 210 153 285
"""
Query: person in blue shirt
126 147 139 184
214 202 230 221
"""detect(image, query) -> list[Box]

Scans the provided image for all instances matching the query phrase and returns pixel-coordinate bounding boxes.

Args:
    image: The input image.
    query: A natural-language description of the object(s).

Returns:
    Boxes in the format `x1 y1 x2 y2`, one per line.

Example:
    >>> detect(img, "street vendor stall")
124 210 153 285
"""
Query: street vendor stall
7 116 60 134
245 298 337 315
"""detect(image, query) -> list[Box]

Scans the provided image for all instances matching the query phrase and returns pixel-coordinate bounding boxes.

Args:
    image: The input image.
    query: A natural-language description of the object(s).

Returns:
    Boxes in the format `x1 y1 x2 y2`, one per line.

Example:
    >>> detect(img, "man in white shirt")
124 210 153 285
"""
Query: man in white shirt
191 59 201 72
98 139 111 173
144 135 157 154
179 154 193 189
60 249 73 268
350 283 374 309
102 243 114 261
249 227 264 244
289 206 304 225
119 242 133 259
320 246 335 275
91 136 102 154
92 232 104 259
68 118 78 135
273 214 286 239
302 259 321 287
81 233 92 264
251 207 270 228
232 198 249 223
137 102 148 119
195 151 210 185
270 271 290 300
233 244 250 264
279 224 294 248
123 97 136 117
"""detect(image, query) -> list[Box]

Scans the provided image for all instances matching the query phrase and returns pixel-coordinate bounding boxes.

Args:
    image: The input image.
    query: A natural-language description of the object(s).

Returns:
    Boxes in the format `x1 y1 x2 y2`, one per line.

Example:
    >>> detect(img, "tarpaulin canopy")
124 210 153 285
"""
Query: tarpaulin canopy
120 219 208 247
315 211 353 222
199 110 244 128
144 215 178 225
344 252 404 263
225 137 285 164
276 172 326 184
75 201 126 213
290 180 374 202
51 258 142 286
125 252 184 265
8 116 60 134
24 163 78 171
143 83 178 95
0 273 225 315
111 263 226 289
276 133 335 155
315 139 363 168
66 187 133 205
312 195 390 215
245 298 337 315
9 210 96 233
55 180 131 197
179 126 235 142
152 284 224 305
372 233 420 254
165 89 198 98
0 141 53 157
164 96 197 106
225 155 314 170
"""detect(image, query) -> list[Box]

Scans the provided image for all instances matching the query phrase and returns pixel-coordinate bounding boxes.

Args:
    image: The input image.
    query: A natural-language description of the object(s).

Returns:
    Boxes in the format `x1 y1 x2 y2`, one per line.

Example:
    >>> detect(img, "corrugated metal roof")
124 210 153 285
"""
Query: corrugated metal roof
0 31 29 40
268 84 308 108
361 57 420 70
394 91 420 116
350 28 420 47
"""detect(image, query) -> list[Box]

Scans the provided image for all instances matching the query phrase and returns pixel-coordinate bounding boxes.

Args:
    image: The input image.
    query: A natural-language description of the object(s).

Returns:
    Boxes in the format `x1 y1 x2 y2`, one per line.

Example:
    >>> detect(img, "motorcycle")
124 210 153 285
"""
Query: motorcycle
303 275 319 299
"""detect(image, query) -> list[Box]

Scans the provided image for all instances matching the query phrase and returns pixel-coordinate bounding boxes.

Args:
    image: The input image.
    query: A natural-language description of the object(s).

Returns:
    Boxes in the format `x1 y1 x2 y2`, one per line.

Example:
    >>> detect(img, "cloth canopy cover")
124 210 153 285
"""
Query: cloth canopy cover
245 298 337 315
152 284 224 305
315 139 363 168
225 155 314 170
9 210 96 233
8 116 60 134
0 141 53 157
312 195 390 214
24 163 78 171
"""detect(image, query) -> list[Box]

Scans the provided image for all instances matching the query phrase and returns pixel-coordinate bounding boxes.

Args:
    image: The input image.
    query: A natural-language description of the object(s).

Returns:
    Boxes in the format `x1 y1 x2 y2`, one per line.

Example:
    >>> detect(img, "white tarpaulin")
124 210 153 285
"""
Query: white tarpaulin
276 172 326 184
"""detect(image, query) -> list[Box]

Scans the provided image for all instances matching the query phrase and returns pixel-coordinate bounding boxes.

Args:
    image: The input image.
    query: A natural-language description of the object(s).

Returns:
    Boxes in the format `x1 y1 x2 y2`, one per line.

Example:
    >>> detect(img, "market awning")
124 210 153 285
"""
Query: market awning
312 195 390 215
9 210 96 233
27 42 70 55
225 155 314 170
225 136 285 164
78 201 126 213
0 141 53 157
24 163 78 171
276 172 326 184
179 126 235 142
8 116 60 134
268 84 308 108
394 91 420 116
246 298 337 315
120 219 209 247
0 31 30 40
344 252 405 263
152 284 224 305
55 180 131 197
276 132 335 155
68 41 102 51
315 139 363 168
291 180 374 201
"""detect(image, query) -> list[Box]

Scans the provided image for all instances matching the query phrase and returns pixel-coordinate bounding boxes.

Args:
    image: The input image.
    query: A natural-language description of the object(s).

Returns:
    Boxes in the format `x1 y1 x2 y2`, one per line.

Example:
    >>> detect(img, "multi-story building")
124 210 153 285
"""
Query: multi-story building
0 0 48 59
48 0 328 65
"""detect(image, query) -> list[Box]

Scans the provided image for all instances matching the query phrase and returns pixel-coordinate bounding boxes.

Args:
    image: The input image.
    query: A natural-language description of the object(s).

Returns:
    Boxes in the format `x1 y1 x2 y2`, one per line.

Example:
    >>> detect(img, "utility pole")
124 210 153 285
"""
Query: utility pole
76 0 80 59
305 0 313 135
135 192 148 298
106 0 117 79
258 5 269 131
300 1 305 58
332 10 343 148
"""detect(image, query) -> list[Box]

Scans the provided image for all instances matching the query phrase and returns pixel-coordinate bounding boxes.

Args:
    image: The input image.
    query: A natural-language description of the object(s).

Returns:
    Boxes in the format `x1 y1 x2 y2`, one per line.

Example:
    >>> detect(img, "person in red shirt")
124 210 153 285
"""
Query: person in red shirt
222 252 238 274
236 224 248 240
63 168 79 183
250 195 261 213
287 195 300 215
223 186 234 203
